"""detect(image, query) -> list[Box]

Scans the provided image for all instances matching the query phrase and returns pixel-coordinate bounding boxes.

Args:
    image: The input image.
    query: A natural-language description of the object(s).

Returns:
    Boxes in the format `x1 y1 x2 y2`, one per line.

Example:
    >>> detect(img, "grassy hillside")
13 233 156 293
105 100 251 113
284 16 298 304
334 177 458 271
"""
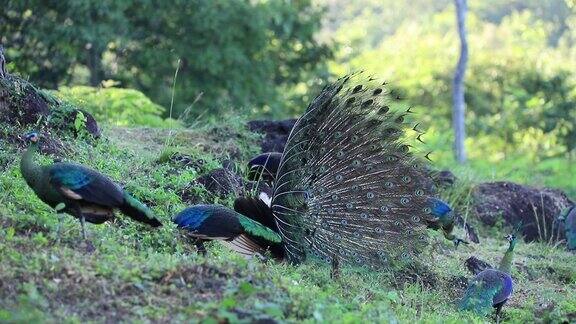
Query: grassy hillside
0 121 574 323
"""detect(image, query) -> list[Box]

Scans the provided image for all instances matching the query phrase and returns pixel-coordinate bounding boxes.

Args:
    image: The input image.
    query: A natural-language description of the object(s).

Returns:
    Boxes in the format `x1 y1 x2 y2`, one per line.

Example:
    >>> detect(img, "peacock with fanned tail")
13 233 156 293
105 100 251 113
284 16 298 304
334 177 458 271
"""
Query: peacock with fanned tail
459 232 517 321
177 72 438 266
20 132 162 241
248 156 469 248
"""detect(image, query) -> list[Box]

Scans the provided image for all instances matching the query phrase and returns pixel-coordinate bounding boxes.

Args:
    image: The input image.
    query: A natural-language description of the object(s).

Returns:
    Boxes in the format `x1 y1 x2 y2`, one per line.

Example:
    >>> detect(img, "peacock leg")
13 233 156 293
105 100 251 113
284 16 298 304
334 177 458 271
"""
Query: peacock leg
80 214 87 241
495 303 503 324
443 230 469 248
54 203 66 242
195 239 207 256
453 238 469 248
55 213 64 242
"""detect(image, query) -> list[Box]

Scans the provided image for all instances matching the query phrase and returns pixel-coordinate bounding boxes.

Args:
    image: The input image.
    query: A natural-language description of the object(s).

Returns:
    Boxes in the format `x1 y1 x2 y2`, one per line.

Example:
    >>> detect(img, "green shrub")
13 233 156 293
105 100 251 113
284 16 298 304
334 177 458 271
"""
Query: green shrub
54 86 181 128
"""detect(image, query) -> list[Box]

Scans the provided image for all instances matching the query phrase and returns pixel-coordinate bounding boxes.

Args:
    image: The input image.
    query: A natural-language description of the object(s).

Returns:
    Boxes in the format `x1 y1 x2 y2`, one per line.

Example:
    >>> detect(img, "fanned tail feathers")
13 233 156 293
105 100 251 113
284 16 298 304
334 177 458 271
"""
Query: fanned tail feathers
120 192 162 227
271 72 434 267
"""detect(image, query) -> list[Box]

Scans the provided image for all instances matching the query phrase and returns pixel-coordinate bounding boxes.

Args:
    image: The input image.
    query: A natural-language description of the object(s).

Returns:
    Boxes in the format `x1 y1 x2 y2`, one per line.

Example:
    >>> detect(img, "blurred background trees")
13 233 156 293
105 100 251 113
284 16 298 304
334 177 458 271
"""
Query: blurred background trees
0 0 332 117
1 0 575 184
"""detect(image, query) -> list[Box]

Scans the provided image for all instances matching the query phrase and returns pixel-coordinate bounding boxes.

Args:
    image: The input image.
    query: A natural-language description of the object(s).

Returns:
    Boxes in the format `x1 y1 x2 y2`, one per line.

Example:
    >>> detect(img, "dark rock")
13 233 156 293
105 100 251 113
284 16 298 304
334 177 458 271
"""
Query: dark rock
0 51 100 138
465 256 493 275
75 109 101 138
472 181 573 242
433 170 457 187
0 77 51 126
196 168 245 198
248 119 296 152
454 212 480 244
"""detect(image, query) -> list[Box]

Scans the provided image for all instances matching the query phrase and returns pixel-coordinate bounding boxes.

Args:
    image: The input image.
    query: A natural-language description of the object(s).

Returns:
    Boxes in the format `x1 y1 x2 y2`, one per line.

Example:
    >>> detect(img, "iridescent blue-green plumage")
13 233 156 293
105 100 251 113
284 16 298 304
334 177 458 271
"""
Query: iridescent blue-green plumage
460 234 517 318
270 72 436 267
20 134 162 228
459 269 513 316
559 206 576 250
427 198 468 246
174 203 283 258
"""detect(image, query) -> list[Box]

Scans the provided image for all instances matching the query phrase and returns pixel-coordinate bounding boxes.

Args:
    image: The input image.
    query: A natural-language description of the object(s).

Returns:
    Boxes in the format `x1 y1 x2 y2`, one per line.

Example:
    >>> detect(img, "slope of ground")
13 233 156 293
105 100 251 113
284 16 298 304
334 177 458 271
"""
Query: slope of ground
0 123 574 323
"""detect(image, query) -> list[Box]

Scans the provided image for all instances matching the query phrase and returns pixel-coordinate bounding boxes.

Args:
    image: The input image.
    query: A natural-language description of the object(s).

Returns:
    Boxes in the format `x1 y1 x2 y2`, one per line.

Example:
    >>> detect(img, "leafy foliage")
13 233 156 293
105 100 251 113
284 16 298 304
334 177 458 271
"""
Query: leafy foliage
0 0 331 119
54 86 180 128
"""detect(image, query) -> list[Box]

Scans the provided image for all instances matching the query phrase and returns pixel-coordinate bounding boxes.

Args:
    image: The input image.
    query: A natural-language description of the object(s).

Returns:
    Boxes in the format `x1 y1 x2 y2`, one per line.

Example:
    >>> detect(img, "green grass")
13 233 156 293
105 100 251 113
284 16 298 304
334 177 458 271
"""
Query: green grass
0 122 574 323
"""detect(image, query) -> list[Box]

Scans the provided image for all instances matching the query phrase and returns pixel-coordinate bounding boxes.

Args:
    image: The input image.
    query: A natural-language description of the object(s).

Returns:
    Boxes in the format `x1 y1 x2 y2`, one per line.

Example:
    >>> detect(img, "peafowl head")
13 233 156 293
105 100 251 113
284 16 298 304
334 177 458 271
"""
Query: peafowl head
505 233 517 250
24 132 39 144
173 205 211 231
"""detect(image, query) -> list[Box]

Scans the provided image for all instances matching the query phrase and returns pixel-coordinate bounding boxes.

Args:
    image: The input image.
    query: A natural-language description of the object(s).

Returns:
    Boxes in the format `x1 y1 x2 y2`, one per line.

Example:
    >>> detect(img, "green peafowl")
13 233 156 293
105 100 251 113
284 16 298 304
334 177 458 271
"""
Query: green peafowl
173 199 283 258
20 132 162 241
558 205 575 250
178 72 437 266
427 198 469 247
460 233 517 321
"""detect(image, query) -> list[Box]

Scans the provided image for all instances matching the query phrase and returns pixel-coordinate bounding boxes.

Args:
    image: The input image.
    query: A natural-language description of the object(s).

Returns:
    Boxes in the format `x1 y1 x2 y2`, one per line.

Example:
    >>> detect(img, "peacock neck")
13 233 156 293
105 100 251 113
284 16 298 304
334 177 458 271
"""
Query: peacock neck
20 143 42 187
498 241 516 274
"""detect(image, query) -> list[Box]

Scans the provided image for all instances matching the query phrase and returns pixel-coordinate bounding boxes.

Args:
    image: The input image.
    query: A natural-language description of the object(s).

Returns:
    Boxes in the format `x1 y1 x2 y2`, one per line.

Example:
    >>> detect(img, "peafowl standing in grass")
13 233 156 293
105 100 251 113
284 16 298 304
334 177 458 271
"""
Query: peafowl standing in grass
173 198 283 258
427 198 469 247
249 156 467 248
558 205 576 250
177 72 437 266
460 233 517 321
20 132 162 241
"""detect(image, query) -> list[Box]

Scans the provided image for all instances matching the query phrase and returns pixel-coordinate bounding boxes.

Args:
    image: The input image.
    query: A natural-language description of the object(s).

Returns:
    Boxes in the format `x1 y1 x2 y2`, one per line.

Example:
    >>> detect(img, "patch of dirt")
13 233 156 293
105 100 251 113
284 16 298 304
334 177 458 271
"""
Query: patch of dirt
464 256 493 275
0 72 100 142
247 119 296 153
0 255 232 322
196 168 245 198
472 181 573 242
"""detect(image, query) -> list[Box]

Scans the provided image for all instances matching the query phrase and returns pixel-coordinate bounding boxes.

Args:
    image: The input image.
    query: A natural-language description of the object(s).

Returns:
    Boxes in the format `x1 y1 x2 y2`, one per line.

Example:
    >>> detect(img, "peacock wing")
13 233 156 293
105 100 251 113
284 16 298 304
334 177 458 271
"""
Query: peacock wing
271 72 435 267
236 212 282 244
233 196 277 231
48 163 124 207
459 269 507 315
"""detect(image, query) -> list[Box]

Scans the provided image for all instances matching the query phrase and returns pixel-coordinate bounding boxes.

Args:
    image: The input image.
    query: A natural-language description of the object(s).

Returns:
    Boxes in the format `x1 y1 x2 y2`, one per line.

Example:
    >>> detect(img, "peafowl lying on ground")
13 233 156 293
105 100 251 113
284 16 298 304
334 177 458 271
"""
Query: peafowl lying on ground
558 205 575 250
20 132 162 241
460 232 517 321
177 72 437 266
427 198 469 247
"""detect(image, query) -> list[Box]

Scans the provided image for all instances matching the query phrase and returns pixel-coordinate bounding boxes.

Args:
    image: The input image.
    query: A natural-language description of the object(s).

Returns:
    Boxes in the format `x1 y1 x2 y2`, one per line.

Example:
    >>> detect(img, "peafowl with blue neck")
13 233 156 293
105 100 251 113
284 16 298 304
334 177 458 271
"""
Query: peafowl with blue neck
558 205 575 251
175 72 438 267
427 198 469 247
20 132 162 241
460 231 518 321
174 199 283 259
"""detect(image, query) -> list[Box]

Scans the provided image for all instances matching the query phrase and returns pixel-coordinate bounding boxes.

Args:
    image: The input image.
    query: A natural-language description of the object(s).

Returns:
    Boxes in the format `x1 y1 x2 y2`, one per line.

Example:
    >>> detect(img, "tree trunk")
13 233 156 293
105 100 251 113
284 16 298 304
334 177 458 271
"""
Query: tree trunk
87 46 104 87
453 0 468 163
